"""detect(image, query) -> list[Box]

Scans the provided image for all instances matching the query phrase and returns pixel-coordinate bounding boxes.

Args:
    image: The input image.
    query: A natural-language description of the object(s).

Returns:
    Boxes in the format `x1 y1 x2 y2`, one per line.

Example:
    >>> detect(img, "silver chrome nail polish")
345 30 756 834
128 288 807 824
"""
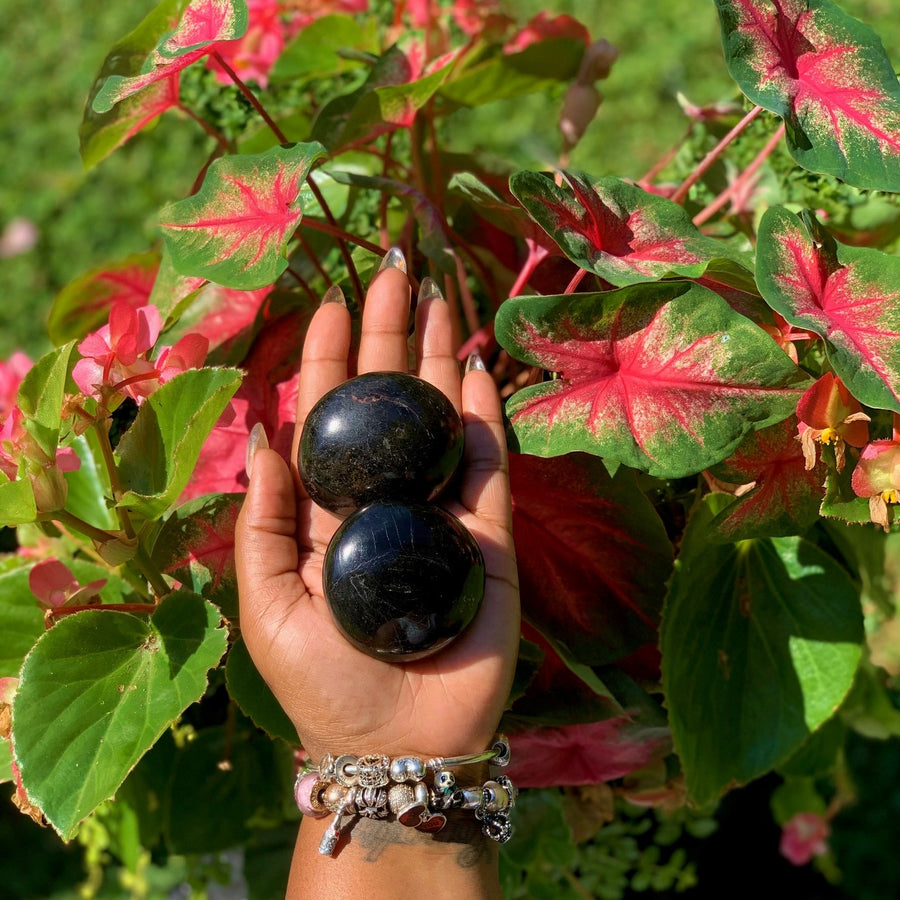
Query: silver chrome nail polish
465 352 487 374
320 284 346 307
377 246 408 273
245 421 269 479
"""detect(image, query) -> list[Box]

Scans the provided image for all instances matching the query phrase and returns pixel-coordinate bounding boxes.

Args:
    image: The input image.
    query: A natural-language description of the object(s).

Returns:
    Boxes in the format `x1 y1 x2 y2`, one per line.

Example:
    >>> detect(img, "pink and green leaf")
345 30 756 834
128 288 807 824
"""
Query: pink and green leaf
509 170 751 286
756 206 900 412
708 417 826 540
48 252 160 345
496 282 811 478
511 452 672 666
91 0 248 115
158 143 327 290
714 0 900 190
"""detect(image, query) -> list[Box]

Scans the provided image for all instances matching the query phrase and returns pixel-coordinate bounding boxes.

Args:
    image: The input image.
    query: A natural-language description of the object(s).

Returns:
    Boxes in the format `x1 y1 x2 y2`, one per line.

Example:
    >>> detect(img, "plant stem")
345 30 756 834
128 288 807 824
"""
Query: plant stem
48 509 119 546
178 102 230 151
509 241 550 298
213 50 288 144
45 602 158 623
135 546 172 601
302 219 386 256
95 420 137 540
564 268 588 294
669 105 763 205
638 124 692 188
693 122 786 226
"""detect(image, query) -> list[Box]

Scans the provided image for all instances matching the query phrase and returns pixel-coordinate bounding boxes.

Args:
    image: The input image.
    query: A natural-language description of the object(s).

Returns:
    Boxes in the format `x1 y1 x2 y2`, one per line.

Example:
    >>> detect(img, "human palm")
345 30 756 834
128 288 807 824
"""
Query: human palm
235 265 520 763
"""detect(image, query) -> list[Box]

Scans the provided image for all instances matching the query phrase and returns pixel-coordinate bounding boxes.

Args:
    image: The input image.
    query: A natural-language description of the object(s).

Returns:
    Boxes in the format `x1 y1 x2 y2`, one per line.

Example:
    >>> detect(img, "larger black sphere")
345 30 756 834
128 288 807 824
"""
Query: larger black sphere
299 372 464 516
323 501 485 661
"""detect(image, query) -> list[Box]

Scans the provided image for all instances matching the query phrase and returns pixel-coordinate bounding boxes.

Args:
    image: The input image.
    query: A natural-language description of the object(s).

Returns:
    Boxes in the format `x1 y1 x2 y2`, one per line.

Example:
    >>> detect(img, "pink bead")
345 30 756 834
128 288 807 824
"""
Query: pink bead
295 772 328 818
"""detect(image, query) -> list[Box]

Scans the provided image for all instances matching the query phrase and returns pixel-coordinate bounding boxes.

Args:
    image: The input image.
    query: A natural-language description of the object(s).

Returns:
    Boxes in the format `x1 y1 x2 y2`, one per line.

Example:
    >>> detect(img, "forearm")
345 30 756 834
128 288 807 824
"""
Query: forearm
288 813 501 900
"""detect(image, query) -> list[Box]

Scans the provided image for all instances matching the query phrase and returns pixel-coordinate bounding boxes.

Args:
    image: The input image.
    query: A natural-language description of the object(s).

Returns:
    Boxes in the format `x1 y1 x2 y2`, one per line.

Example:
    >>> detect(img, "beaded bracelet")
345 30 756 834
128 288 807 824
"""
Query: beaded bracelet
294 737 517 856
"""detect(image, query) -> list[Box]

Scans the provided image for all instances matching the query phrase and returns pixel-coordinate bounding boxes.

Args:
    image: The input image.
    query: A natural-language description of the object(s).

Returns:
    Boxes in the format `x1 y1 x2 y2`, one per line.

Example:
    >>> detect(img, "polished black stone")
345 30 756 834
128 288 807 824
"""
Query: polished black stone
323 501 485 661
298 372 464 516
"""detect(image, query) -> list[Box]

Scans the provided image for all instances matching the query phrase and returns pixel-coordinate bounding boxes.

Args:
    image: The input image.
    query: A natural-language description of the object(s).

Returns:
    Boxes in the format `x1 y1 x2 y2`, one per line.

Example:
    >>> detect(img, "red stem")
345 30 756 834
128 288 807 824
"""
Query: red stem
638 124 693 189
564 268 588 294
510 241 550 297
693 123 786 226
669 105 764 205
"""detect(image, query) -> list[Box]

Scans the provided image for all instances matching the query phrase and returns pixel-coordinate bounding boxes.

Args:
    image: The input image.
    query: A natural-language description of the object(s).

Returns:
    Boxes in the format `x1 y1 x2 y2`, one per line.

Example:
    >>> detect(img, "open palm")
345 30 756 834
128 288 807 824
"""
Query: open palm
235 264 520 763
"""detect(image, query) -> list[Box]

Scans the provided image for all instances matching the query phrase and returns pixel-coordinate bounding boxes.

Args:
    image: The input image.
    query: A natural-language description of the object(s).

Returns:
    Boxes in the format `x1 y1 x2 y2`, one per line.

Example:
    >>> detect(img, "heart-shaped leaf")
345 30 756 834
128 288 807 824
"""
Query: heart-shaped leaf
708 416 827 540
510 452 672 665
661 494 863 807
510 170 750 286
0 559 45 678
756 206 900 411
91 0 248 115
714 0 900 190
48 252 160 346
497 282 810 477
116 367 243 518
158 143 327 290
12 591 227 838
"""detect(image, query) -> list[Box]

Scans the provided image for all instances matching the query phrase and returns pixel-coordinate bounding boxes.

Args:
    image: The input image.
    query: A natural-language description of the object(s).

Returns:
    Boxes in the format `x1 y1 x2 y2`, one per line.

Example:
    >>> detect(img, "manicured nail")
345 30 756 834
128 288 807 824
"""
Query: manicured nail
320 284 346 307
465 352 486 374
418 276 444 304
245 422 269 479
378 246 407 273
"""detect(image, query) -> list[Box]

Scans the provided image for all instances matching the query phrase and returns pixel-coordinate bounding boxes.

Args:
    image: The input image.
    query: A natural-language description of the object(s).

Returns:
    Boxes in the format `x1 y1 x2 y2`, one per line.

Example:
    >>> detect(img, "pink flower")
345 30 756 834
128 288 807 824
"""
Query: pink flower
780 812 830 866
208 0 286 87
796 373 869 472
73 300 208 406
761 312 817 364
451 0 512 37
29 558 107 612
851 439 900 531
504 12 590 55
0 351 31 417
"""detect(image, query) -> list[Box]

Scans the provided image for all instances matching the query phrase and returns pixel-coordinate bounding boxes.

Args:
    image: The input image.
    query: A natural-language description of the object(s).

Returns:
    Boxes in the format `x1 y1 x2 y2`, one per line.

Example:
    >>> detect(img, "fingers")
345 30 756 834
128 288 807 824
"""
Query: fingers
415 279 462 413
235 447 301 605
460 360 512 533
357 267 411 373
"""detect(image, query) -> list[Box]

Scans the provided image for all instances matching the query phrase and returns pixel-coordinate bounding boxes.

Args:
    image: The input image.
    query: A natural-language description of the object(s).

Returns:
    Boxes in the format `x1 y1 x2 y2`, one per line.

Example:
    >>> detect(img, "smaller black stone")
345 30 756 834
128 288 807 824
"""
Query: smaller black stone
323 501 485 661
298 372 464 516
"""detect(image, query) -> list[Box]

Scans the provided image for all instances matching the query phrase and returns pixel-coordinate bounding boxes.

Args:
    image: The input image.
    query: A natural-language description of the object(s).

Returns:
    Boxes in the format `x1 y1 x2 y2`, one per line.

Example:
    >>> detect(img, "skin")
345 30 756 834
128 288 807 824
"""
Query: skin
234 265 521 899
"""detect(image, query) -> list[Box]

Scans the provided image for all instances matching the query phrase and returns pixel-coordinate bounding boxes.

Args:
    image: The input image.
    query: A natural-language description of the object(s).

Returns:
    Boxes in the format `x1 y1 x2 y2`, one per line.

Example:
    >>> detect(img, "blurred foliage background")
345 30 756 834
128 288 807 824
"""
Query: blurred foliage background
3 1 900 897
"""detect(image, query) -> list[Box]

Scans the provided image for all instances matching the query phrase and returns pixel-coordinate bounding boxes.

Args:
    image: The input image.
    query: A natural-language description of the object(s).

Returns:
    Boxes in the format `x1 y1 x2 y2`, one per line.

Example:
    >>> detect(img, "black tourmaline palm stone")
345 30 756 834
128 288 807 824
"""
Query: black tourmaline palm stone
323 501 485 661
298 371 464 516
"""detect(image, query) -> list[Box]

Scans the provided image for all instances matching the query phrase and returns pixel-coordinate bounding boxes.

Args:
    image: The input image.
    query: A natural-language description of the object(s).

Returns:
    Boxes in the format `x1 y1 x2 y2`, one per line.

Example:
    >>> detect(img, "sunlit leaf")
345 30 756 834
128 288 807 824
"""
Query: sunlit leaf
12 591 227 838
510 452 672 665
0 559 44 678
497 282 810 477
17 343 76 460
715 0 900 190
510 170 750 286
756 206 900 411
158 143 327 289
269 14 377 83
661 494 863 807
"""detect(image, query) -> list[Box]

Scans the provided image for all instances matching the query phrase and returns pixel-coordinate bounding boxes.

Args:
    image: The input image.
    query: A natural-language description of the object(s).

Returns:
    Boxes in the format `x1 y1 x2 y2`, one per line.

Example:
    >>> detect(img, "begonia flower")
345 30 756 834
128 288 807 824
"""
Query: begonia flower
504 12 590 55
779 811 830 866
0 351 31 416
29 558 107 613
851 439 900 531
796 372 869 472
761 312 817 364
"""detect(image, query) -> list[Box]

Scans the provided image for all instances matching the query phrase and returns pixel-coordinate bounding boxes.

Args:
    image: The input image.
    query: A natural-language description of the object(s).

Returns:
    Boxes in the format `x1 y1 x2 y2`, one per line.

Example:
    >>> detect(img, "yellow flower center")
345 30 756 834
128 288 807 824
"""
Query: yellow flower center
881 489 900 505
819 427 840 445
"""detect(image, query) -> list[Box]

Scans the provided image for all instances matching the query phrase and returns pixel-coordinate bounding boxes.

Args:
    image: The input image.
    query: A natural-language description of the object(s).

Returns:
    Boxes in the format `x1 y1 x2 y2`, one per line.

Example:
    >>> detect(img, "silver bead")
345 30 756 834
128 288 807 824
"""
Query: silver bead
389 756 425 783
334 754 359 787
459 787 483 810
355 786 390 819
482 780 510 813
356 753 390 788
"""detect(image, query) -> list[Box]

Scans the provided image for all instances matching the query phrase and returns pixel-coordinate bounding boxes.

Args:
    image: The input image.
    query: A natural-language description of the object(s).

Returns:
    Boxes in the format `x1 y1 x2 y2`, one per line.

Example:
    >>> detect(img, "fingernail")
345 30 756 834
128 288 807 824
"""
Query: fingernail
378 246 407 273
418 276 444 304
246 422 269 479
465 352 486 374
320 285 346 307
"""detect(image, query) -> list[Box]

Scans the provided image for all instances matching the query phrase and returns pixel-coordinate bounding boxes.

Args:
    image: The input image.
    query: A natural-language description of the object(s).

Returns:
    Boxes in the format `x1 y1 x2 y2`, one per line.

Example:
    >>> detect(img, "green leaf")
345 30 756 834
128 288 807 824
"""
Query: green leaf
225 637 298 745
63 432 117 532
116 367 242 518
497 283 810 477
269 14 377 83
12 590 227 838
158 143 327 290
510 170 751 287
714 0 900 191
0 476 36 528
0 558 45 678
164 723 289 854
17 342 76 459
661 495 864 807
0 738 12 784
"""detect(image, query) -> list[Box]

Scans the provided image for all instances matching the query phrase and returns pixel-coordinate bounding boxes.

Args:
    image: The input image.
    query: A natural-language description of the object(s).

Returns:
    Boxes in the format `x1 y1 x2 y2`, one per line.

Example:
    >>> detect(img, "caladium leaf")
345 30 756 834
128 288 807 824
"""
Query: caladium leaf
661 494 863 807
714 0 900 191
91 0 249 115
497 282 810 478
152 493 242 618
510 452 672 665
509 170 751 286
708 416 826 540
757 206 900 412
48 252 159 345
158 143 327 290
12 591 227 839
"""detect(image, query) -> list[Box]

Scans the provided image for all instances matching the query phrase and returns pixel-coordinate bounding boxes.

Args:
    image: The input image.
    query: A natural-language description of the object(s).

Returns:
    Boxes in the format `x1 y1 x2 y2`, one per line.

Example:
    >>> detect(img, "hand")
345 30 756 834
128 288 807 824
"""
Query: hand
234 261 520 763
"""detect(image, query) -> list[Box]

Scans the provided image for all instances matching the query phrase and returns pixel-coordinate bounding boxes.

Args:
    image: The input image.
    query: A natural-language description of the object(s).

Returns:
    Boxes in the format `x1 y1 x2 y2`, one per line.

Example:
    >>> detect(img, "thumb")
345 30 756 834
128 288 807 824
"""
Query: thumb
235 444 300 606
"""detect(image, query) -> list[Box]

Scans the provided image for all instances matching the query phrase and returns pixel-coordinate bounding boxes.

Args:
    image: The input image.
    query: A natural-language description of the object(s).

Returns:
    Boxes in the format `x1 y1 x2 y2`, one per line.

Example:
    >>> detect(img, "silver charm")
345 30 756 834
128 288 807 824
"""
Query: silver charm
355 786 390 819
356 753 390 788
480 811 513 843
389 756 426 783
334 754 359 787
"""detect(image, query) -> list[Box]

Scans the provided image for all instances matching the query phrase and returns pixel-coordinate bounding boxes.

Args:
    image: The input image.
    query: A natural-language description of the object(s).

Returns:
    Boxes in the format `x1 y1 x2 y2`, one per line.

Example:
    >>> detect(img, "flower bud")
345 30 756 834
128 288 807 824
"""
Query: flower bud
577 39 618 85
560 83 602 152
